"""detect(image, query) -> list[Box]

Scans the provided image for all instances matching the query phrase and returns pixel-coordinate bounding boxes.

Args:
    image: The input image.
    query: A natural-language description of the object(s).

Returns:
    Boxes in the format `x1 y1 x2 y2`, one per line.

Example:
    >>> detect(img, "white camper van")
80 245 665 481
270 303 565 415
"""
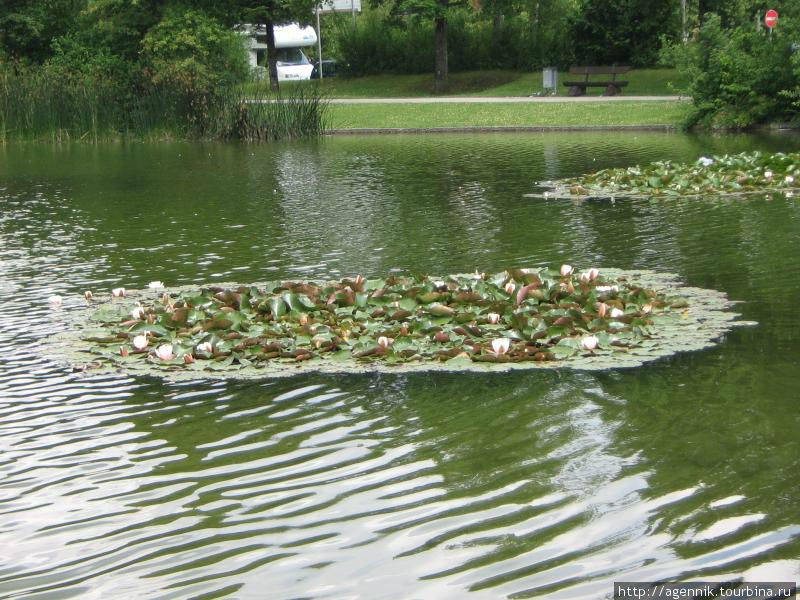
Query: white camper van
242 23 317 82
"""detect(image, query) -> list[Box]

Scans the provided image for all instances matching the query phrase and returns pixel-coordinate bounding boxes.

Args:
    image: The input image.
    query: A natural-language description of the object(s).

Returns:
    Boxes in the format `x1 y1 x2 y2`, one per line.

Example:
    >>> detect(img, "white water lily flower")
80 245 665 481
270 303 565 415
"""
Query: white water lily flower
491 338 510 355
785 175 794 184
579 272 591 284
487 312 501 324
111 287 125 297
595 285 618 293
84 290 93 300
597 302 608 318
377 336 393 349
48 295 62 307
133 335 148 350
196 342 213 355
131 306 146 320
587 268 600 281
154 344 174 361
610 307 625 318
504 282 516 295
697 156 714 167
560 264 574 277
580 335 599 351
183 354 195 364
148 281 164 289
764 170 773 178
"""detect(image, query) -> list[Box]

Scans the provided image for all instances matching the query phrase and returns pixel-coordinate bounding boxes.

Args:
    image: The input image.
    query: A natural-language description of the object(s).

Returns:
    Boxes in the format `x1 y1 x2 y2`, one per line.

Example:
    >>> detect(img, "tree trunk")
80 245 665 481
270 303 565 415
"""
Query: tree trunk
434 13 448 94
698 0 709 24
492 13 504 67
266 20 280 92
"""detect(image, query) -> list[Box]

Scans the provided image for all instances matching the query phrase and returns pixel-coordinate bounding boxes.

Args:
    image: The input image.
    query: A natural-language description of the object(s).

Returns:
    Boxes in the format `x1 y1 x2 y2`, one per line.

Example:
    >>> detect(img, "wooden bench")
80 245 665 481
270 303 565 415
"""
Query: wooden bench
563 66 630 96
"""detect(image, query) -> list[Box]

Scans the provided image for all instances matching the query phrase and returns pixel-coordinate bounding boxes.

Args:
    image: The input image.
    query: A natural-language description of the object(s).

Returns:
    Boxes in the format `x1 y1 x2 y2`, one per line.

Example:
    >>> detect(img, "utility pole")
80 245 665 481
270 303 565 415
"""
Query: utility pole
681 0 687 42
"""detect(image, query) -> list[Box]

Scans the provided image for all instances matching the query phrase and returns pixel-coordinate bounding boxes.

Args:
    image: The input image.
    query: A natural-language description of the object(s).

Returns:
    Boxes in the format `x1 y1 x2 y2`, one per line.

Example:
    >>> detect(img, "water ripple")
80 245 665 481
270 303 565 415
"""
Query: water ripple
1 134 799 598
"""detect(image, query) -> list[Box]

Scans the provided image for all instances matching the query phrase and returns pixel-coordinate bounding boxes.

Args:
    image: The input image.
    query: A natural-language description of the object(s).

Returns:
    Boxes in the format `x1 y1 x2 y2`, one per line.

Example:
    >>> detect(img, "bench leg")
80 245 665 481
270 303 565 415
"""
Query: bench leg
568 85 584 97
603 84 619 96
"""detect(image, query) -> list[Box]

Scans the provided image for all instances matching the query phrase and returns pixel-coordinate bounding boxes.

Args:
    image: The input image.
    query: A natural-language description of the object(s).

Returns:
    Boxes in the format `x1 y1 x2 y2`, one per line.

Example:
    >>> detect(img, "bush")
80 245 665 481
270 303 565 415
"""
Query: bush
664 13 798 129
137 9 249 135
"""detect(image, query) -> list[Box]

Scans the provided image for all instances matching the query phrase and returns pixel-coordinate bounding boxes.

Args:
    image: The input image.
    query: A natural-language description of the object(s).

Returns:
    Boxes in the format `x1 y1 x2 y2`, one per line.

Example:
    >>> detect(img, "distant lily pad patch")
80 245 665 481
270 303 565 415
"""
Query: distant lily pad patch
51 267 750 378
532 151 800 199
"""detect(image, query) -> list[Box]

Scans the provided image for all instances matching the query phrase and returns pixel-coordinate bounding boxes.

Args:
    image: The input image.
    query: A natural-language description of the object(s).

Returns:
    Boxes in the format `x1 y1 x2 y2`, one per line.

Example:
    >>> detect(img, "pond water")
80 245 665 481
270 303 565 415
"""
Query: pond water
1 132 799 599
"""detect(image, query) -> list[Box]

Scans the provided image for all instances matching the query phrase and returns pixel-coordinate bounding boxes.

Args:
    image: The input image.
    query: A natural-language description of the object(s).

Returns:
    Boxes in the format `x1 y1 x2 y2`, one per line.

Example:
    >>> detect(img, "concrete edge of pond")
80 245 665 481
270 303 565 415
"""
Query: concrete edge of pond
325 125 678 135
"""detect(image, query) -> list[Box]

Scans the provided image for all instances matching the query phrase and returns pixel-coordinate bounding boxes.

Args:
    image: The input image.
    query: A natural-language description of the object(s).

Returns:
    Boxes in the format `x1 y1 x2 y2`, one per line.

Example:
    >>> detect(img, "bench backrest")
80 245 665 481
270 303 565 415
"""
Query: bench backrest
568 66 631 76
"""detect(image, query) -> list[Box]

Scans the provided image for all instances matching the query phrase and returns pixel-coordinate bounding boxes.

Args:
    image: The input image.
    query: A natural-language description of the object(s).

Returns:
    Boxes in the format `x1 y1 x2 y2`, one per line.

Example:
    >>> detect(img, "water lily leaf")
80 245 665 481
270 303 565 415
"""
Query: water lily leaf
270 297 287 317
551 345 577 358
297 294 317 309
130 323 169 337
90 304 132 323
426 303 455 317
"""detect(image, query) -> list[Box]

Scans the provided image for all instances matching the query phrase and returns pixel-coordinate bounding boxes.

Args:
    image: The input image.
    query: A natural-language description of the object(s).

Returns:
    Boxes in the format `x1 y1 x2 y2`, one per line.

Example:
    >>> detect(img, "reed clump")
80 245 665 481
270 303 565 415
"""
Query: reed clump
0 65 328 143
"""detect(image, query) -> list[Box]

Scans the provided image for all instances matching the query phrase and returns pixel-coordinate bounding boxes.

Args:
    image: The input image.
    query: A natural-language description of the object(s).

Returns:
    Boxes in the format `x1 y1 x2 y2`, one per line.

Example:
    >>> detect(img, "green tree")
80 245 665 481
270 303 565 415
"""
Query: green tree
382 0 480 92
0 0 85 62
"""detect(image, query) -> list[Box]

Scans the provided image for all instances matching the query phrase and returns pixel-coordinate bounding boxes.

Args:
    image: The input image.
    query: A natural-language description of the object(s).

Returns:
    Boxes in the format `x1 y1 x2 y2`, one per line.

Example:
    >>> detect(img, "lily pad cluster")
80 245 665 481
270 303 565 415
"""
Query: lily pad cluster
50 267 750 377
536 151 800 199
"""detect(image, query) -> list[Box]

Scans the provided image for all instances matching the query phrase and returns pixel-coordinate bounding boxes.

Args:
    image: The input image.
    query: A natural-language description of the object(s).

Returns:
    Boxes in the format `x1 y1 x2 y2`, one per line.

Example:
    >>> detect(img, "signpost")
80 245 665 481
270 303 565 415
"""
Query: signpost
765 9 778 29
315 0 362 79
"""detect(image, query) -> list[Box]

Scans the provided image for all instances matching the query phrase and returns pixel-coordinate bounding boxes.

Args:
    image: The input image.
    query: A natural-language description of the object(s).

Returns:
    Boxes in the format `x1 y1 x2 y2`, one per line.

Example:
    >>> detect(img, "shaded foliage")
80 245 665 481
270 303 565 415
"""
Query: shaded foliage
0 0 84 62
337 5 575 76
569 0 679 67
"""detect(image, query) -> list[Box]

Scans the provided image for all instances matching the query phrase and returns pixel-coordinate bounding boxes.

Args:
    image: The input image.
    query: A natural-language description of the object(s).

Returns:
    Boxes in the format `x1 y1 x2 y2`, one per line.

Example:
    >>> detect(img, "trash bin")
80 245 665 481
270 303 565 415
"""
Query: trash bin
542 67 558 94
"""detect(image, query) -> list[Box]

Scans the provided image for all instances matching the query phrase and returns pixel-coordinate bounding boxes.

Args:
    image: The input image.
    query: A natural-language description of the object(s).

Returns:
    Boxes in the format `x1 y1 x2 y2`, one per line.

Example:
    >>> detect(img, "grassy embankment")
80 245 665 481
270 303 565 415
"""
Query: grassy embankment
313 68 688 98
285 68 691 130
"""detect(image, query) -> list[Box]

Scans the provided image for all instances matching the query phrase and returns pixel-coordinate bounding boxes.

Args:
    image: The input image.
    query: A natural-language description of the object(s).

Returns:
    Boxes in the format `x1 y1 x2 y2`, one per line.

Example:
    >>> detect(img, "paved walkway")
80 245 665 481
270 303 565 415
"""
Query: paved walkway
328 95 686 104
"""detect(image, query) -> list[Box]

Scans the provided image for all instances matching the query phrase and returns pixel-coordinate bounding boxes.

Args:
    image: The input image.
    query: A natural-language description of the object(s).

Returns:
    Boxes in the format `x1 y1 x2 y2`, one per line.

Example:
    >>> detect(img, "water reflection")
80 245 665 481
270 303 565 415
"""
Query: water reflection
1 132 799 598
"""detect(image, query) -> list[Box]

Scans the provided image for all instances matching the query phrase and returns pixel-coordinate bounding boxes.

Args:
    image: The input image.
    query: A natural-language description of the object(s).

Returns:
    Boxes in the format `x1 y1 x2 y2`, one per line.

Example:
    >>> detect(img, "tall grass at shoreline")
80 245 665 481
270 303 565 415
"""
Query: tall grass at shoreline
0 67 328 142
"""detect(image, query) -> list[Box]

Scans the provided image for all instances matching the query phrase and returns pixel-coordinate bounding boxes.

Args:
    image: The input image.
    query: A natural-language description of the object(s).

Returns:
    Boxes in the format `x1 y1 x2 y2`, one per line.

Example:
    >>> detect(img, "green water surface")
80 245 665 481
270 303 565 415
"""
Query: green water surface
0 131 798 599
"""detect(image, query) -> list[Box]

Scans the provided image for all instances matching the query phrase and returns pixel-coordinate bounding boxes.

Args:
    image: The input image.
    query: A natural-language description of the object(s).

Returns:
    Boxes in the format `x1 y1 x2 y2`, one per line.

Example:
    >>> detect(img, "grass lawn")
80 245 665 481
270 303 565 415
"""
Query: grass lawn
328 101 689 130
298 68 688 98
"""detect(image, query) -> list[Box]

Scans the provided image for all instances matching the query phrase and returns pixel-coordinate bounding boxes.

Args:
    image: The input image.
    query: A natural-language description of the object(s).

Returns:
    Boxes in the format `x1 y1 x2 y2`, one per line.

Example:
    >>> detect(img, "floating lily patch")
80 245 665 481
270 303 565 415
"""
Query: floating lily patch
533 151 800 199
49 267 750 377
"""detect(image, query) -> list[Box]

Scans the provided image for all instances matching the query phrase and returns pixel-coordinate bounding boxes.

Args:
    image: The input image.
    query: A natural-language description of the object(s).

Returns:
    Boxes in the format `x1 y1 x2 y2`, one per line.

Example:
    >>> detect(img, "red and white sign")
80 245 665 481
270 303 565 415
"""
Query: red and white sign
765 9 779 28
